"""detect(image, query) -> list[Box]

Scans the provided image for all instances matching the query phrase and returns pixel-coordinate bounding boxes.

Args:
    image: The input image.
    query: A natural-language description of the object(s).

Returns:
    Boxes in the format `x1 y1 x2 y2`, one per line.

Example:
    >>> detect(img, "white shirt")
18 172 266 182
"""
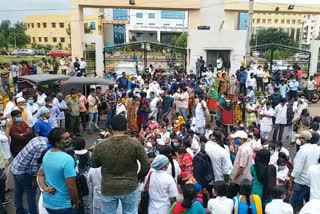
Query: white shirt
37 93 47 108
0 127 11 160
246 76 257 89
307 164 320 200
10 64 18 78
166 160 181 183
307 79 317 91
26 103 39 127
277 166 289 182
205 141 232 182
208 196 234 214
293 101 308 120
256 68 264 78
274 104 287 125
260 107 275 132
79 61 86 69
299 199 320 214
141 170 179 214
292 144 320 185
60 59 67 70
116 103 127 117
53 99 67 120
265 199 293 214
4 101 15 119
178 92 189 109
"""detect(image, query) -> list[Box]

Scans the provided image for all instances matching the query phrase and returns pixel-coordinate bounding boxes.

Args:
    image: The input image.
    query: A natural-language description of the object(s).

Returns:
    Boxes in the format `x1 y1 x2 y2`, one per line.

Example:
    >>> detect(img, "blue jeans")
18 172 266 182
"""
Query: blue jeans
87 112 98 131
179 108 188 122
1 78 9 87
290 183 310 213
105 110 115 129
101 188 139 214
46 208 79 214
13 173 37 214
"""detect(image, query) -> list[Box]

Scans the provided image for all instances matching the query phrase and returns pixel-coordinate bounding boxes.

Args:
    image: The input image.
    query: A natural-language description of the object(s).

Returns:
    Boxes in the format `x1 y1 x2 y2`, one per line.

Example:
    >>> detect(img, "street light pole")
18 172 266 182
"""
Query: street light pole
13 27 17 50
245 0 254 65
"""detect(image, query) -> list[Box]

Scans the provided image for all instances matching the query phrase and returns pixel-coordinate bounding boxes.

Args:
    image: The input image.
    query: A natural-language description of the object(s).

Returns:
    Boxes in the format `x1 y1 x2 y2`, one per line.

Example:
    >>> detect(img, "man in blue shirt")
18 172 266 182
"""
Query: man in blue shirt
288 75 299 101
33 107 52 137
117 72 129 90
239 68 248 95
38 128 79 213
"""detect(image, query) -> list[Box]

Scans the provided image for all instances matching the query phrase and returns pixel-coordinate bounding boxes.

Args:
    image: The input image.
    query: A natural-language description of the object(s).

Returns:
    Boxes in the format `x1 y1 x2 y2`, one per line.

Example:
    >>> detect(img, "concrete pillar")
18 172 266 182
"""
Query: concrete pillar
84 35 104 77
157 31 161 42
310 40 320 76
71 2 84 60
126 28 130 43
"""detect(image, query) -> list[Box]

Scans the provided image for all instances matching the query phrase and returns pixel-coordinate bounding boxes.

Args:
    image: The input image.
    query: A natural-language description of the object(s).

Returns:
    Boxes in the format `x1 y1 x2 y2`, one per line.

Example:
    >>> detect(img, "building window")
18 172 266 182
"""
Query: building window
136 13 143 18
262 19 266 24
113 9 128 21
149 33 156 38
31 23 34 28
28 23 30 28
292 20 296 25
52 37 57 42
52 23 56 28
32 37 35 42
59 23 64 28
37 23 40 28
268 19 271 24
98 25 102 31
43 23 47 28
257 19 260 24
161 11 185 19
60 37 65 43
281 19 285 24
148 13 155 19
287 19 290 24
274 19 278 24
90 22 96 30
136 33 143 38
44 37 48 42
38 37 42 42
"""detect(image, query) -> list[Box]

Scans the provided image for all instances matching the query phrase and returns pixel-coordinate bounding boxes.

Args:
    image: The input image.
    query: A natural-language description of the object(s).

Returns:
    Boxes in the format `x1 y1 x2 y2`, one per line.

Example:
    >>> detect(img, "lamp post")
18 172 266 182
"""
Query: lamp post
13 25 17 50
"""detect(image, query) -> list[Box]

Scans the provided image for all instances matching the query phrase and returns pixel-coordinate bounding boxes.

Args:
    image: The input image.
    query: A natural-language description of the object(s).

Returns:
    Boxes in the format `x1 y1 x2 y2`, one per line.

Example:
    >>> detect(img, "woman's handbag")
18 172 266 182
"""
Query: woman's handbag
138 171 153 214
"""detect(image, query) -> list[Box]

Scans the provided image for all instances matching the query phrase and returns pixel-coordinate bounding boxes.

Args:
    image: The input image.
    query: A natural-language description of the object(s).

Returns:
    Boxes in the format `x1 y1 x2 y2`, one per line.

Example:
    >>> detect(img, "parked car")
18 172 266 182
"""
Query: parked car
115 63 138 78
294 53 309 61
11 49 35 56
34 50 46 56
47 50 71 58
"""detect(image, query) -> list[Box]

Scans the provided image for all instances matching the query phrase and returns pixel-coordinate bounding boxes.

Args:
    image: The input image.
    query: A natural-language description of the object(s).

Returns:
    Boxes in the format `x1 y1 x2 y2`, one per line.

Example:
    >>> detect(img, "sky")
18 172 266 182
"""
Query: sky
0 0 319 23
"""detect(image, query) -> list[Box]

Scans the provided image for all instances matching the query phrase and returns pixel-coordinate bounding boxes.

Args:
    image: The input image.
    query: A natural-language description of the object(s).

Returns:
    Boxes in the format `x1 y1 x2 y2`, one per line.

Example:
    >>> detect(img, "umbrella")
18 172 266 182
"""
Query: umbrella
64 77 115 86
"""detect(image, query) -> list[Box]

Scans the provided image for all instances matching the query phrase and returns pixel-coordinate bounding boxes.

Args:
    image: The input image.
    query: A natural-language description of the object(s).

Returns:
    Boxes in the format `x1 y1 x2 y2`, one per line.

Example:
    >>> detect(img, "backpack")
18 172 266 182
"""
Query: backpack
76 174 89 198
192 149 214 187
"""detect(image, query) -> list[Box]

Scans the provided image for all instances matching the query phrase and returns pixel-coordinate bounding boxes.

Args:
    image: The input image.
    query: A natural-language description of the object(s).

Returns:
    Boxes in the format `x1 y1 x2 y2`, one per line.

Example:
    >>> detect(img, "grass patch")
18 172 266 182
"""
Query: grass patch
0 56 43 64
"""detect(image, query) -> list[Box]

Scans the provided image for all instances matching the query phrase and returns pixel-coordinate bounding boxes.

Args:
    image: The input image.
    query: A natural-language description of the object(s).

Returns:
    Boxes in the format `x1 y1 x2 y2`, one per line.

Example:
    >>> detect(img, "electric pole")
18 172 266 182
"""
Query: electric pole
245 0 254 66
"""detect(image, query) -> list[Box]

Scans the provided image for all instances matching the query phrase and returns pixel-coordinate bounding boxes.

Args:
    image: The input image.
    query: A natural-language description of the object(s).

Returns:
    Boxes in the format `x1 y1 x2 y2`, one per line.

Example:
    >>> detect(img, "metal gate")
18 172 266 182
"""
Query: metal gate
83 50 96 74
104 41 187 75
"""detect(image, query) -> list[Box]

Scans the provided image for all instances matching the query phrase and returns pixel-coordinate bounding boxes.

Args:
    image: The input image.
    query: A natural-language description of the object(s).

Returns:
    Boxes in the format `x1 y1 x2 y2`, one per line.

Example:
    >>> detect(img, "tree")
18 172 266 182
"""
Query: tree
0 20 30 49
250 28 297 47
171 32 187 48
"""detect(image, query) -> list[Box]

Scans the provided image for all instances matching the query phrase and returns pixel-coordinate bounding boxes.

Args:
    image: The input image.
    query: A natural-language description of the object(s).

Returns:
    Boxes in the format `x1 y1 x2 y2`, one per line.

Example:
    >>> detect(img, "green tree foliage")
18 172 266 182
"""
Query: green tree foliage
250 28 298 47
171 33 187 48
0 20 30 49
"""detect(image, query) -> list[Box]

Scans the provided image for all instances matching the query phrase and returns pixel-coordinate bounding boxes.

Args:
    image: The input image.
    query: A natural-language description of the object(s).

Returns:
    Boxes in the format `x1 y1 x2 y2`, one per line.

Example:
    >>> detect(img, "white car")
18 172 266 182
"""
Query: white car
115 62 143 78
11 49 35 56
294 53 309 61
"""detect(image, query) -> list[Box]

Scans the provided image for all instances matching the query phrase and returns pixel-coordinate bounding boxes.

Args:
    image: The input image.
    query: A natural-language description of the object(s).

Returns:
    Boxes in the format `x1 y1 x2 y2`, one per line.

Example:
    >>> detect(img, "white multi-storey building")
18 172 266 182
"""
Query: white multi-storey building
302 15 320 45
103 9 188 44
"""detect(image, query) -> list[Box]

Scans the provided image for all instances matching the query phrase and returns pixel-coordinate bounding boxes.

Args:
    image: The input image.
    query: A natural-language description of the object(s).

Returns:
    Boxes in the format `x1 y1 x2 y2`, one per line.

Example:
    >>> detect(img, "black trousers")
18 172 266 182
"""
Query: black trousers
288 90 297 101
273 124 286 142
256 77 263 92
68 115 80 137
80 112 87 130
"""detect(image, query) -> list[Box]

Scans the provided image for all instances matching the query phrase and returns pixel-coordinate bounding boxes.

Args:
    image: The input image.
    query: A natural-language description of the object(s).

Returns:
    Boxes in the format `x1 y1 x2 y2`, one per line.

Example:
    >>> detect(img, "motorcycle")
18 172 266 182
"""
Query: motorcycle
297 88 320 103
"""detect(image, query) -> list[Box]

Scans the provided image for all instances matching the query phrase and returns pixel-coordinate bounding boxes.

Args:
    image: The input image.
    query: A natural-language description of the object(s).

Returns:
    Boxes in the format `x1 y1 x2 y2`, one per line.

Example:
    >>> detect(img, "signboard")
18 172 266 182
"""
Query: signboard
198 26 210 30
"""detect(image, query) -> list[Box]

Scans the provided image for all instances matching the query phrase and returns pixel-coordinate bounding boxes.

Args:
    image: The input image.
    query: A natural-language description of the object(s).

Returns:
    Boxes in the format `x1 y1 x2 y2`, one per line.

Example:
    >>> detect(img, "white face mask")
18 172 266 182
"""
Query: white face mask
20 104 27 109
0 120 6 127
146 142 153 148
43 119 49 123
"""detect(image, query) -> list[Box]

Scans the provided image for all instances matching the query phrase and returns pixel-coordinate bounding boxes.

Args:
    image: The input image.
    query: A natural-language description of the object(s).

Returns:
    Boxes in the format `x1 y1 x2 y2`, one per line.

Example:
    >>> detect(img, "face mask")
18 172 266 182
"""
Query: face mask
15 117 22 123
71 95 78 99
28 100 34 105
43 119 49 123
279 166 286 171
234 139 240 145
156 139 162 144
0 120 6 127
91 93 96 97
173 142 180 147
146 142 153 148
61 140 72 149
270 150 275 155
20 104 27 109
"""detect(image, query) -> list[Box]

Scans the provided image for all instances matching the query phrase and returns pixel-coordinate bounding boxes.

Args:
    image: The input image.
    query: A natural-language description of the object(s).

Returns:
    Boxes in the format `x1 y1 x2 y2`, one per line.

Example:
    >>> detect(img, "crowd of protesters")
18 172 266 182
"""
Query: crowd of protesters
0 56 319 214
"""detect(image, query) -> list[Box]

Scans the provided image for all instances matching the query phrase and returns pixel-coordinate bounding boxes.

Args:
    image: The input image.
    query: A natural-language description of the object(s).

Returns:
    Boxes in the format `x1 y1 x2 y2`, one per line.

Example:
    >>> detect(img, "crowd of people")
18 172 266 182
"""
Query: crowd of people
0 57 319 214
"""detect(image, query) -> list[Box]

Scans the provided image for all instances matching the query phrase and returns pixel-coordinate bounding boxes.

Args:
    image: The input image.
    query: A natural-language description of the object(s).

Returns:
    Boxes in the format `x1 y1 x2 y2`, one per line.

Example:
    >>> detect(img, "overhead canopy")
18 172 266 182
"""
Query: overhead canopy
18 74 70 84
64 77 115 86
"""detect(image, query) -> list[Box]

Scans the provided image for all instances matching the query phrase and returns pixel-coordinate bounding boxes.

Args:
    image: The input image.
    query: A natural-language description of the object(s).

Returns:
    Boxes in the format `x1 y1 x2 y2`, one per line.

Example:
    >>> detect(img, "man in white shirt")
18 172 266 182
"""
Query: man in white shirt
260 102 275 140
205 131 232 183
293 98 308 120
307 161 320 201
273 99 287 142
60 56 68 75
53 93 67 128
178 87 189 122
265 186 293 214
290 130 320 213
299 199 320 214
79 57 86 76
36 90 47 108
10 62 18 87
256 65 264 91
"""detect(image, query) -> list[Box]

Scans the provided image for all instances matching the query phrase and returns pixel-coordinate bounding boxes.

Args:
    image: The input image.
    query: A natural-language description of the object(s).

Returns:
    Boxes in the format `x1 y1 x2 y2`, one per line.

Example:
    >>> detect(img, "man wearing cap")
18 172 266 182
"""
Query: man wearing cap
273 98 287 142
229 130 253 198
14 97 29 126
290 130 320 213
33 107 52 137
65 89 80 137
